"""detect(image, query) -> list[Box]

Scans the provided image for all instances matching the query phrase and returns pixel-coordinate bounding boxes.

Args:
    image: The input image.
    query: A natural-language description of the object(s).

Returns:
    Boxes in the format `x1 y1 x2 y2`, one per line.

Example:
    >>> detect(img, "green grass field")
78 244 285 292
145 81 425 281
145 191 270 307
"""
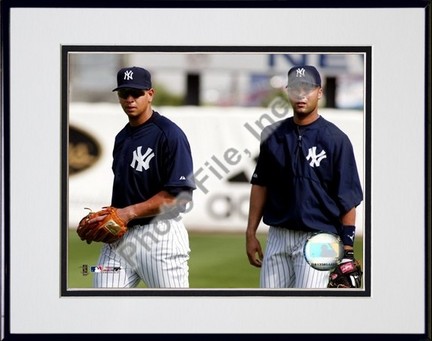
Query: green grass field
67 229 363 289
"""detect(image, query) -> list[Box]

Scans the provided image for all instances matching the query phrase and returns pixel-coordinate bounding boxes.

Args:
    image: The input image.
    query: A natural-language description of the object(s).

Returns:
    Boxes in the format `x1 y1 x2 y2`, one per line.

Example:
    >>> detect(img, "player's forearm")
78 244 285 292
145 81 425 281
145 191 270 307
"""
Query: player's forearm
122 190 178 222
246 185 267 237
340 207 356 225
340 207 357 251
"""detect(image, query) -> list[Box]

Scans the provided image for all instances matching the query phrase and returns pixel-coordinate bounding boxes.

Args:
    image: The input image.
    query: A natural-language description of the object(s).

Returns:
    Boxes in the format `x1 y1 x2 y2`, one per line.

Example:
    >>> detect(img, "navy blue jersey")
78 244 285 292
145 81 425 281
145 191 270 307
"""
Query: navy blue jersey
111 111 195 225
251 116 363 234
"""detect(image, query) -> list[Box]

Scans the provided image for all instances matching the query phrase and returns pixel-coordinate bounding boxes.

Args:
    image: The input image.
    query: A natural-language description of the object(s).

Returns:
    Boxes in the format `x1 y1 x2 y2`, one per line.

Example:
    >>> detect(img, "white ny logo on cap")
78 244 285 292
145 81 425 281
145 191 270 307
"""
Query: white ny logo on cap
124 70 134 80
296 68 306 78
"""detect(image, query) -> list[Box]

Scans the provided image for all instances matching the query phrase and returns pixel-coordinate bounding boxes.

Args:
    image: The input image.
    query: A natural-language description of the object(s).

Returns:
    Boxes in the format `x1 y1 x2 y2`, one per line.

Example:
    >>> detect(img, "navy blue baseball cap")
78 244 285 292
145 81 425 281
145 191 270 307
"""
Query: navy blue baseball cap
287 65 321 87
112 66 152 91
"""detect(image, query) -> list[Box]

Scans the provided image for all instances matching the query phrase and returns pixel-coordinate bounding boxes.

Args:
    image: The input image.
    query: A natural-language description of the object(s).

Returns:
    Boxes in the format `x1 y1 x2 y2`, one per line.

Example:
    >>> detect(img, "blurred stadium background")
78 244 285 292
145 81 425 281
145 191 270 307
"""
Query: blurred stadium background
67 52 365 289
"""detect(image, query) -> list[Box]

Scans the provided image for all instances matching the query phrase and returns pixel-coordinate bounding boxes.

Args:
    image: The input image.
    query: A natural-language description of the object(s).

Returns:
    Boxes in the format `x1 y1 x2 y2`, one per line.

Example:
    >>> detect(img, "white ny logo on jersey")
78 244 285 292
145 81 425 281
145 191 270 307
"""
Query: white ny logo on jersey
124 70 134 80
296 68 306 78
130 146 154 171
306 146 327 167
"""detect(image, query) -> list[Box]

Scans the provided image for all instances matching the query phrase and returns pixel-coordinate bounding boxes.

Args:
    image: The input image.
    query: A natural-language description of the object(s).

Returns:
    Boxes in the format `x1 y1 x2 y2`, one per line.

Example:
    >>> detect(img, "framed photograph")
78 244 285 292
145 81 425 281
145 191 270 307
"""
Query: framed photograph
62 46 370 297
2 1 430 339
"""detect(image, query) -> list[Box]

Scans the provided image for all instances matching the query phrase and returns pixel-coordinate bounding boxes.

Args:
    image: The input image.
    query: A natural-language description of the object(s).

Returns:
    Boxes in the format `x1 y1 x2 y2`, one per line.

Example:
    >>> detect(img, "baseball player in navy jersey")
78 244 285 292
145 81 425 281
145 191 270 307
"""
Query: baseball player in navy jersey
246 65 363 288
91 66 196 288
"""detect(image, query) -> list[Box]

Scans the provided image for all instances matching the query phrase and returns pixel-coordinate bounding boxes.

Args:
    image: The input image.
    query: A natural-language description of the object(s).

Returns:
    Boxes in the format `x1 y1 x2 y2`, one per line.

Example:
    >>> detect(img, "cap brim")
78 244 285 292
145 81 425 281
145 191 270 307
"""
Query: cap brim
112 84 150 91
286 80 320 88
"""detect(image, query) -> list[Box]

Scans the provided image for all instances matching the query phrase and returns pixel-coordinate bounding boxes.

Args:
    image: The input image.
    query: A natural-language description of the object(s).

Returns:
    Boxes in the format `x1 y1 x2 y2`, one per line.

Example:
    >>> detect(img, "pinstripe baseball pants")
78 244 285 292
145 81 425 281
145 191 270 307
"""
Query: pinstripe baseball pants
93 218 190 288
260 227 329 288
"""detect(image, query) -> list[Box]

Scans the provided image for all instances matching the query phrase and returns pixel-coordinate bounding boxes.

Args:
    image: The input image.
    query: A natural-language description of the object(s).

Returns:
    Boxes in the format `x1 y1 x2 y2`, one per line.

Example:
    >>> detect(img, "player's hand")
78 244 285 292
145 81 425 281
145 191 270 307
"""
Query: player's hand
111 207 133 225
246 235 264 267
84 207 130 228
85 212 108 225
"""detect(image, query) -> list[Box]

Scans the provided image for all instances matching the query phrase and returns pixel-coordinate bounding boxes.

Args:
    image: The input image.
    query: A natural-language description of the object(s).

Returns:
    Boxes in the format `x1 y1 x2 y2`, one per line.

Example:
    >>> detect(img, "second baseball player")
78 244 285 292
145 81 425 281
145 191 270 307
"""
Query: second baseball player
246 65 363 288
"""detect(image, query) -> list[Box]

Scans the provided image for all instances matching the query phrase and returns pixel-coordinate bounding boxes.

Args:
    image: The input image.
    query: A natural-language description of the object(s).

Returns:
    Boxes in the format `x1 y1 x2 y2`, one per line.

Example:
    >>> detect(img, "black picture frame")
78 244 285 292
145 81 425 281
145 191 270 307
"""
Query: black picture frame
1 1 430 339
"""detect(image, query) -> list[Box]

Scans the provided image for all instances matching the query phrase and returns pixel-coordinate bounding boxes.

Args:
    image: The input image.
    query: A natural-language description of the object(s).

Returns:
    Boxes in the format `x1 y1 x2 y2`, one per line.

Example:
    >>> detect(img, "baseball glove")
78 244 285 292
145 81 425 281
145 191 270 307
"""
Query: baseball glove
327 259 363 288
77 207 127 244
